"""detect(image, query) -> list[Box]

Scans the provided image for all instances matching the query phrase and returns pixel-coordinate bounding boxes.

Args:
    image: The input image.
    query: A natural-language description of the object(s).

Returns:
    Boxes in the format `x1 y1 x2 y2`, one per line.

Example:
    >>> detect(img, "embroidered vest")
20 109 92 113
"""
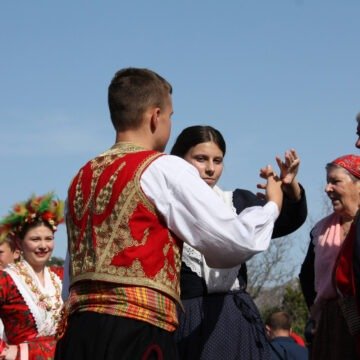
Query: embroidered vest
66 143 183 303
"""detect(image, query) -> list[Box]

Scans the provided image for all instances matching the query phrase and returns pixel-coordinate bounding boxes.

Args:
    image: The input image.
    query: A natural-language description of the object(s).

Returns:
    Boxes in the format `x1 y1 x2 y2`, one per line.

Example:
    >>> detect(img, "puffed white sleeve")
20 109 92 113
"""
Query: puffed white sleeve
140 155 279 268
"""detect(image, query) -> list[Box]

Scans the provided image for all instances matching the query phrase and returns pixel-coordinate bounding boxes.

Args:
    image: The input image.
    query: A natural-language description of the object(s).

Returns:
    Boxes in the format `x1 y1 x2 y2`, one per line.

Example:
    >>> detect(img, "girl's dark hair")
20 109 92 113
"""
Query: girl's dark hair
170 125 226 158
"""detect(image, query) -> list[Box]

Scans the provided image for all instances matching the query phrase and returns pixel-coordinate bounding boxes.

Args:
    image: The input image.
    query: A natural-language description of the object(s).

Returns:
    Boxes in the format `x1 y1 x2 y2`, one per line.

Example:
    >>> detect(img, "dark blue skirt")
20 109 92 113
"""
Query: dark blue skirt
174 291 271 360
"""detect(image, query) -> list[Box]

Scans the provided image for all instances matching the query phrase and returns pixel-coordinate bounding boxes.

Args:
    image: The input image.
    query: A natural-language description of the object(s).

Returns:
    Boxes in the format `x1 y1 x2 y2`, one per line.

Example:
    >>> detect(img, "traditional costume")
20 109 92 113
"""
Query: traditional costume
0 193 64 359
57 142 281 359
300 155 360 359
175 185 307 360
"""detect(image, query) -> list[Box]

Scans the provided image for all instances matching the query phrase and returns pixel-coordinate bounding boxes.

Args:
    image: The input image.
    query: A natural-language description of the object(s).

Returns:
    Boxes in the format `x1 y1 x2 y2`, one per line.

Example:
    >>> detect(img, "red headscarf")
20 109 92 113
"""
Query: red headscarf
331 154 360 179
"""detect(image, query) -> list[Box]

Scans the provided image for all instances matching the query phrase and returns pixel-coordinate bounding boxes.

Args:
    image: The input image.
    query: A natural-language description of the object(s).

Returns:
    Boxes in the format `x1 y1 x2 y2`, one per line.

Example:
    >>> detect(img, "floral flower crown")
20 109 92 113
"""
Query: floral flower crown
0 192 64 243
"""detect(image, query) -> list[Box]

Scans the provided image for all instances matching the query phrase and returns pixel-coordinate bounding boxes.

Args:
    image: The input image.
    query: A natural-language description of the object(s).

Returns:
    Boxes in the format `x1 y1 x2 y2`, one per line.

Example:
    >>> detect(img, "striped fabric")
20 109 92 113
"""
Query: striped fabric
338 296 360 336
66 281 179 332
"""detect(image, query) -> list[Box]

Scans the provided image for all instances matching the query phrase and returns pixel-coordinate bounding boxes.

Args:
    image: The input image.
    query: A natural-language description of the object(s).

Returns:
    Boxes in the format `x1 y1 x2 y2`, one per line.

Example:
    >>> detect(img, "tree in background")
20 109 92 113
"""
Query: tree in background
246 234 296 300
281 283 309 335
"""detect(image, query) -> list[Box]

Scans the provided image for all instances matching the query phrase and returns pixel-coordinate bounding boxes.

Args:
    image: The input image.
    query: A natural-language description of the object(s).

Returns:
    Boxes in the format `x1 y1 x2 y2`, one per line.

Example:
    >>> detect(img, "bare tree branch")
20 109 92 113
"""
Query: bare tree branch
247 235 296 299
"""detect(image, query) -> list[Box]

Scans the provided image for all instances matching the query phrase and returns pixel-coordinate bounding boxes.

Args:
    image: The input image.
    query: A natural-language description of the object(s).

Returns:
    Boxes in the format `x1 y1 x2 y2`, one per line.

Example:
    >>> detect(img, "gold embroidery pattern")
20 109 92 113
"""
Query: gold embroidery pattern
69 145 182 302
95 162 125 214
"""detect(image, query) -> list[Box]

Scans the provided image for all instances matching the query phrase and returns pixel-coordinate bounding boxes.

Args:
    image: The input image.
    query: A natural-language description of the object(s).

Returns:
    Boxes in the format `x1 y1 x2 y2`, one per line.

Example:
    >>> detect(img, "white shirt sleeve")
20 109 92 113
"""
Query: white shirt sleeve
140 155 279 268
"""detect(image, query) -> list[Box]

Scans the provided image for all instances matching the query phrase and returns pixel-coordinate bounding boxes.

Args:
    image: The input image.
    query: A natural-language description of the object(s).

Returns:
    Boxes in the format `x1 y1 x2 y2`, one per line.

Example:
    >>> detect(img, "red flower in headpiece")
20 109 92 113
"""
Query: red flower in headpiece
0 192 65 241
42 211 54 222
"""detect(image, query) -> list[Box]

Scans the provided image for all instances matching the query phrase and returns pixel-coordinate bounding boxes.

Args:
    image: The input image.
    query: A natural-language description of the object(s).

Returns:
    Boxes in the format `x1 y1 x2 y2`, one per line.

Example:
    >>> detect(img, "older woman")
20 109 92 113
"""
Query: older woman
0 193 64 360
300 154 360 359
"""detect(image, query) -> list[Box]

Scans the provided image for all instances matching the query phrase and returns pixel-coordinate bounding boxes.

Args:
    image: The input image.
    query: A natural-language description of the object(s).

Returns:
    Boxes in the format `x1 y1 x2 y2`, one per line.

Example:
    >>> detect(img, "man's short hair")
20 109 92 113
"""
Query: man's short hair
265 311 292 331
108 67 172 132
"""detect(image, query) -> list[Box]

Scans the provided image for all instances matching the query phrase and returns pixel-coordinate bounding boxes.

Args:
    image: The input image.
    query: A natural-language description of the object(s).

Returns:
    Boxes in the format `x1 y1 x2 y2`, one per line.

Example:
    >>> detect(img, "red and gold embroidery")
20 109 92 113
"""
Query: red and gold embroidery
67 143 182 304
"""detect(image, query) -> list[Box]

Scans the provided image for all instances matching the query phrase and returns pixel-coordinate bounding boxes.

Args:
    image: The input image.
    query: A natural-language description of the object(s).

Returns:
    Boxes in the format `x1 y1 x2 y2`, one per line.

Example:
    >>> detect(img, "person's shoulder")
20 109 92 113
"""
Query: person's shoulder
311 212 337 238
0 269 15 289
232 188 262 213
157 154 191 165
49 266 64 280
272 337 308 357
148 154 198 174
0 270 10 280
233 188 257 199
271 336 297 346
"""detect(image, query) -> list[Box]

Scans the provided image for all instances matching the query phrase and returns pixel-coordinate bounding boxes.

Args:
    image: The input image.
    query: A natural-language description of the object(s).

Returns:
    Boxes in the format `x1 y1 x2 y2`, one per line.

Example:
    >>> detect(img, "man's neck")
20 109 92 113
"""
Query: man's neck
272 329 290 338
115 131 153 150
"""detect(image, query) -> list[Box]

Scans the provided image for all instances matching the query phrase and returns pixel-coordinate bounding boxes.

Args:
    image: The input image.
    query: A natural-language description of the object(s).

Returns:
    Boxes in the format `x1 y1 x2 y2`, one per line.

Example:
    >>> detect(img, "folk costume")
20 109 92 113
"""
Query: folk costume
57 142 281 360
175 185 307 360
0 193 64 360
300 155 360 359
0 261 63 359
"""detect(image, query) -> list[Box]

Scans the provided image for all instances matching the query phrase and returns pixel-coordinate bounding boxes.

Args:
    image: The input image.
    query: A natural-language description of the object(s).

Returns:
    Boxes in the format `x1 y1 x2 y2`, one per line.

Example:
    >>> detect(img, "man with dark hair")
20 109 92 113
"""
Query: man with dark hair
266 311 308 360
55 67 284 360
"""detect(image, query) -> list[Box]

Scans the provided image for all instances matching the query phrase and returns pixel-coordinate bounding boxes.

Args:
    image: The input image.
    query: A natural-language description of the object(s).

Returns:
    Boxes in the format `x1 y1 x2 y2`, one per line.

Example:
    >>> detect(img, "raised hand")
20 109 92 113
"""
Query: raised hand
258 149 302 202
275 149 300 185
257 164 283 212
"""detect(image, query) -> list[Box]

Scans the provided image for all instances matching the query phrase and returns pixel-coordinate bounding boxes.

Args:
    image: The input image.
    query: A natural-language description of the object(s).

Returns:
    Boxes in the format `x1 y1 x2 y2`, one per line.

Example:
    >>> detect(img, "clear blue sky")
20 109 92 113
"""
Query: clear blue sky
1 1 359 269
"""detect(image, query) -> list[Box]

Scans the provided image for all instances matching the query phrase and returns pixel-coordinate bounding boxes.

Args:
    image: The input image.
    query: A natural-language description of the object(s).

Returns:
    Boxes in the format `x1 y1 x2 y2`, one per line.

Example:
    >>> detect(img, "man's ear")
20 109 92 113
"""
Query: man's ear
149 107 161 134
265 325 271 338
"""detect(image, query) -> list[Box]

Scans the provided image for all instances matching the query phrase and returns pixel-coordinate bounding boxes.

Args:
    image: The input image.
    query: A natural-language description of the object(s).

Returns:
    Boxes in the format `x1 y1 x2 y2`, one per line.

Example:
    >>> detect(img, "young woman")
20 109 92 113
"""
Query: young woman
171 125 307 360
0 193 64 359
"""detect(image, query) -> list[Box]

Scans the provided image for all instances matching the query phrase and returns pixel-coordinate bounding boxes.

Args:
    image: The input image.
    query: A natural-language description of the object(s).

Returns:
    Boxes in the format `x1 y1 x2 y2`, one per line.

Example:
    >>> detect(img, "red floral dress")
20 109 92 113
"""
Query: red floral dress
0 261 63 360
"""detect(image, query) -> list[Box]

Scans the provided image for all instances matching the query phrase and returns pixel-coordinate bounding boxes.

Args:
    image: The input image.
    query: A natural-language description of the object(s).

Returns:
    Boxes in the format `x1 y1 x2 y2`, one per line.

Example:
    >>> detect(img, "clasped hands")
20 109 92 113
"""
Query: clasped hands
257 149 301 204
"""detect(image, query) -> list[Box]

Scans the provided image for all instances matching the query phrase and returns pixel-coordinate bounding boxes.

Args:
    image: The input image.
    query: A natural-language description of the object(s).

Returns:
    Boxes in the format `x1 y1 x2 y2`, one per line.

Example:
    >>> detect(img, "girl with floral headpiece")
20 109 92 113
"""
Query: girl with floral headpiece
0 193 64 360
300 154 360 359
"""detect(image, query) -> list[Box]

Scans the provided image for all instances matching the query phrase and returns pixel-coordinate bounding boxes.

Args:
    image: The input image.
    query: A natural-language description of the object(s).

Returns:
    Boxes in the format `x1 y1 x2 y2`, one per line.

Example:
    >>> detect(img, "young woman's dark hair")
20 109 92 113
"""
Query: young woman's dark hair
170 125 226 158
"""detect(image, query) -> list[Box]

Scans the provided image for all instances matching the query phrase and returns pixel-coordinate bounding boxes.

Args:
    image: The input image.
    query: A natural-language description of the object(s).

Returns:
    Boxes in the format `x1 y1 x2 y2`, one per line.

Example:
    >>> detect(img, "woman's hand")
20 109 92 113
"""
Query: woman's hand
276 148 300 185
257 164 283 212
275 149 302 201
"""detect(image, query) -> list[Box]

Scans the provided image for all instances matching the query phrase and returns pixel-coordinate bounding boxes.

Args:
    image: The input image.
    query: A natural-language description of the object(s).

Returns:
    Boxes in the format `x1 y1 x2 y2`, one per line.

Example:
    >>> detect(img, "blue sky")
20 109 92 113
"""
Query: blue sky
1 1 359 270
